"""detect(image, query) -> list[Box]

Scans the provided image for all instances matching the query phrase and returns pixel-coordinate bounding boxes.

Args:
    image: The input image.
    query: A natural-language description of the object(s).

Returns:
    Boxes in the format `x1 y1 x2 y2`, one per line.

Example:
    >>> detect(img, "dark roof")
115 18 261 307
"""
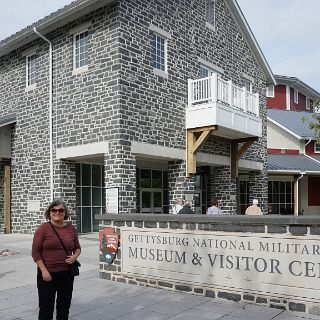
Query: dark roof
274 75 320 98
267 109 317 139
267 154 320 173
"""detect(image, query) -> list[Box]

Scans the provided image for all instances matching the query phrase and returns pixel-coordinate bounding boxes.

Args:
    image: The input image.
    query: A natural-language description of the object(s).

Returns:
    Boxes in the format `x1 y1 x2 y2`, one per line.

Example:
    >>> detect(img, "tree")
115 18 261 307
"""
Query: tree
302 99 320 141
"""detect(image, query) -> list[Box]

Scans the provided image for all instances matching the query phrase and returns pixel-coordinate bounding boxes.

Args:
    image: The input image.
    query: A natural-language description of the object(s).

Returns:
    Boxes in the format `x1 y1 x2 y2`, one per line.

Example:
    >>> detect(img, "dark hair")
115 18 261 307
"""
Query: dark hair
44 198 70 220
211 198 218 206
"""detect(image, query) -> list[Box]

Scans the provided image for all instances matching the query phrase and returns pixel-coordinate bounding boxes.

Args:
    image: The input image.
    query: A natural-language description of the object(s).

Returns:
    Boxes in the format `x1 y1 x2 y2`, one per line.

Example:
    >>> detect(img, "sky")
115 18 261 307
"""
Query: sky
0 0 319 92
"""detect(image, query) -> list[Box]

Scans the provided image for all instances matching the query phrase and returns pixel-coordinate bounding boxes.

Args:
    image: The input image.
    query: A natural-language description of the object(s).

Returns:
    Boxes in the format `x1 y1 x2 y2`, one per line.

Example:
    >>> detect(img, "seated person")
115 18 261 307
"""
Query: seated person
245 199 262 215
178 201 195 214
172 198 184 214
207 198 223 215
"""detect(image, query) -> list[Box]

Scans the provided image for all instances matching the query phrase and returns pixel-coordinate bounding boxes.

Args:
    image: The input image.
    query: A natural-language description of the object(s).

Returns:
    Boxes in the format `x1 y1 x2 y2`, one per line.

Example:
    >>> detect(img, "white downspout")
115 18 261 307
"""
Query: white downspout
295 173 304 216
33 27 54 201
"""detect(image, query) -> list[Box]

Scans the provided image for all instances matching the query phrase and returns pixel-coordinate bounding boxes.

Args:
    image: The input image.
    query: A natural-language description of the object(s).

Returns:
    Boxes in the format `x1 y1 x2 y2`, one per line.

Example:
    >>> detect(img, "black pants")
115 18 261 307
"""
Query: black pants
37 269 74 320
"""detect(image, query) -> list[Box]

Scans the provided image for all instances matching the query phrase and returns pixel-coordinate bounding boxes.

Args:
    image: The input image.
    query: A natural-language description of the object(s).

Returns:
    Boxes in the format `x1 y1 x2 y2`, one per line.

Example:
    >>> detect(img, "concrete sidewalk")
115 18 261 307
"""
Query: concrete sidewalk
0 233 319 320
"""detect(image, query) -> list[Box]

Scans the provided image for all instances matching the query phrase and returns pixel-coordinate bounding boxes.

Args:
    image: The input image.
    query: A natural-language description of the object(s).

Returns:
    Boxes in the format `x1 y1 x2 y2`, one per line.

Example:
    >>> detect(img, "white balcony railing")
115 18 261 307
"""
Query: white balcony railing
188 74 259 117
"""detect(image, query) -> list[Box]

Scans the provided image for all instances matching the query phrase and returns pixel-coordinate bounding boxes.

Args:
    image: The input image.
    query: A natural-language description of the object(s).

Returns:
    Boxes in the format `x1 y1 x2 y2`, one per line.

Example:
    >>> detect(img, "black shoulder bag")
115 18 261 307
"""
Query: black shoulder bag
49 222 81 276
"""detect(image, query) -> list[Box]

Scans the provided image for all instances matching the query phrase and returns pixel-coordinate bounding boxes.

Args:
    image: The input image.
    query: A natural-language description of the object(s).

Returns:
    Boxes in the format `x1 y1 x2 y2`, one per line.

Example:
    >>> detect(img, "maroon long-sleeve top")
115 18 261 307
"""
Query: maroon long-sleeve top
32 222 81 272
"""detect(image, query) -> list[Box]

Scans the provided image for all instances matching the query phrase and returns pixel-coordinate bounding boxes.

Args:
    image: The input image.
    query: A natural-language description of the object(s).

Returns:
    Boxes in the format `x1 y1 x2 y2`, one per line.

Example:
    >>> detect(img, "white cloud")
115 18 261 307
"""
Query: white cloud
0 0 73 41
237 0 320 91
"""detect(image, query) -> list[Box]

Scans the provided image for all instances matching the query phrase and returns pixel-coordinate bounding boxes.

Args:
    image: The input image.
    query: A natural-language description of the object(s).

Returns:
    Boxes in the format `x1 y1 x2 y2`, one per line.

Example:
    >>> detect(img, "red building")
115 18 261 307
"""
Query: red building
267 75 318 112
267 75 320 215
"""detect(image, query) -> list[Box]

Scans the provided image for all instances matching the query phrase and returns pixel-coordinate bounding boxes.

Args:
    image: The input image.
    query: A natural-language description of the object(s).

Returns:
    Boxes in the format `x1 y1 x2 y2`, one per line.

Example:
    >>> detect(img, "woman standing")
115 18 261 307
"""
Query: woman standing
32 199 81 320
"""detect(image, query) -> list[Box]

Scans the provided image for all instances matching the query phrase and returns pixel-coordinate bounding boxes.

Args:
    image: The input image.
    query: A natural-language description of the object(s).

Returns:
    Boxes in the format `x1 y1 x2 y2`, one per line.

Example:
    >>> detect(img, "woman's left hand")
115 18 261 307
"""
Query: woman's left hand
65 255 76 264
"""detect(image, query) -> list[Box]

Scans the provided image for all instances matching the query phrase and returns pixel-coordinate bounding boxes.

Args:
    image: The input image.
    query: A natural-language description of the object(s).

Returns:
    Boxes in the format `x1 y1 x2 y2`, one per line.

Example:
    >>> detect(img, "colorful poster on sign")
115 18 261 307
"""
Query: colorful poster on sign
99 227 119 265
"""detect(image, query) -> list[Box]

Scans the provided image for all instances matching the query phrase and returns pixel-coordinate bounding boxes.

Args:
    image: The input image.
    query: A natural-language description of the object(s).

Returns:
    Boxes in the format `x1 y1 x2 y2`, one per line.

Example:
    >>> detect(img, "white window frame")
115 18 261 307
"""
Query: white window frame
293 89 298 104
152 33 167 75
244 79 253 93
314 142 320 153
266 84 275 98
149 24 171 78
205 0 216 31
26 53 37 90
306 97 311 110
73 30 89 74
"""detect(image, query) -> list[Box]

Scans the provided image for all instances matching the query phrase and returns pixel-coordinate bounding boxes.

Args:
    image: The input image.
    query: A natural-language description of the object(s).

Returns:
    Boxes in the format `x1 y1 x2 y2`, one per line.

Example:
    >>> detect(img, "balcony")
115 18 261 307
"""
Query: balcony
186 75 261 139
185 75 261 178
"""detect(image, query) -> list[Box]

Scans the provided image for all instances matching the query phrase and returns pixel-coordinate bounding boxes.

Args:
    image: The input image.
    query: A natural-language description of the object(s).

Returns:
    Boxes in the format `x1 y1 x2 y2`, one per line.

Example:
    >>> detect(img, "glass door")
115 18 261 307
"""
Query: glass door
76 163 105 233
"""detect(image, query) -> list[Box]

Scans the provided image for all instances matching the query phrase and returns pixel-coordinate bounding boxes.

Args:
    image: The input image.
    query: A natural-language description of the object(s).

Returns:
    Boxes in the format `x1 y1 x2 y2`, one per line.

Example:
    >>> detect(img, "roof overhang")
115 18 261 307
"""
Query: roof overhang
268 170 320 176
225 0 276 85
0 0 115 58
274 75 320 99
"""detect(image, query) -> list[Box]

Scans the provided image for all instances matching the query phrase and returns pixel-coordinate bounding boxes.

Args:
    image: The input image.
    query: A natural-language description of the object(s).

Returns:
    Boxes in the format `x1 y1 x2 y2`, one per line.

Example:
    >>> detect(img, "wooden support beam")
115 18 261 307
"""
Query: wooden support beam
192 130 211 154
186 130 196 177
236 140 256 161
4 165 11 234
188 125 218 133
186 127 216 177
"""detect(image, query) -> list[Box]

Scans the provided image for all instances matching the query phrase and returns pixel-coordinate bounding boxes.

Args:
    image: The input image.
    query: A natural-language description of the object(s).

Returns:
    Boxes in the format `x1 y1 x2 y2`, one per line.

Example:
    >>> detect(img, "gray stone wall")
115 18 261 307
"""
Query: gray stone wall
0 0 268 232
99 215 320 316
211 166 238 214
168 160 196 212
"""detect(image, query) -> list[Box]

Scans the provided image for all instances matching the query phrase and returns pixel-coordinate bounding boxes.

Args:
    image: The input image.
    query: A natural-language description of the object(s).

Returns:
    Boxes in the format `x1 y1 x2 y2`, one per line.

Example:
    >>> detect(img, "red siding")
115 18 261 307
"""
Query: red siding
305 141 320 155
308 176 320 206
290 88 311 112
267 148 299 155
267 84 287 109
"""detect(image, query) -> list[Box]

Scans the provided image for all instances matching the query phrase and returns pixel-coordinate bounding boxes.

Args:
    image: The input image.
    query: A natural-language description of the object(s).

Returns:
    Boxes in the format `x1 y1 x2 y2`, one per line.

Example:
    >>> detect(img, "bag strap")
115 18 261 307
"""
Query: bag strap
49 221 69 256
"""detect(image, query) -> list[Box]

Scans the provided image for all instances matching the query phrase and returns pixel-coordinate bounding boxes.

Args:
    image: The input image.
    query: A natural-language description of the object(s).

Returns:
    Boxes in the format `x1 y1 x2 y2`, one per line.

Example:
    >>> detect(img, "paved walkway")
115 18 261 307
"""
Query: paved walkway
0 233 319 320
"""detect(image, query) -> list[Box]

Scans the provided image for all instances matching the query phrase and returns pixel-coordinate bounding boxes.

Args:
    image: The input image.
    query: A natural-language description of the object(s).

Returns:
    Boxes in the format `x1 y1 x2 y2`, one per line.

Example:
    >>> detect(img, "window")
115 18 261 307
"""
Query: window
315 142 320 153
136 168 169 214
74 31 88 69
200 64 222 78
294 89 298 104
152 33 166 72
205 0 216 28
76 163 105 233
268 180 294 215
26 54 36 87
239 179 249 214
308 176 320 206
266 84 274 97
306 97 312 110
244 79 252 92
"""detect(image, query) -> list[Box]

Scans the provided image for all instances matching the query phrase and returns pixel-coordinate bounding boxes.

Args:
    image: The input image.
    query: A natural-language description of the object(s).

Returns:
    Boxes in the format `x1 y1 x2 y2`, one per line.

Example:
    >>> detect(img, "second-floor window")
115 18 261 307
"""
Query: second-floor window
315 142 320 153
266 84 274 97
74 31 88 69
244 79 253 92
152 33 166 72
293 89 298 104
306 97 313 110
26 54 36 87
206 0 216 28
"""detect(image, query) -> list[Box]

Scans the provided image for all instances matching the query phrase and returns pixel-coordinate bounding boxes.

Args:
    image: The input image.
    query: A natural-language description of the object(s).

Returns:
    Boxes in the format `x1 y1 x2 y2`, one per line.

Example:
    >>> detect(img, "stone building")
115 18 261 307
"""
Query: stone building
0 0 274 233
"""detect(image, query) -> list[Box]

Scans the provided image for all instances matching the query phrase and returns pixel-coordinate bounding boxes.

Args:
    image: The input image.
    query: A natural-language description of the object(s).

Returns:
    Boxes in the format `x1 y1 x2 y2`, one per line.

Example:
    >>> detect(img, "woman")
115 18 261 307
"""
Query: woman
32 199 81 320
207 198 223 215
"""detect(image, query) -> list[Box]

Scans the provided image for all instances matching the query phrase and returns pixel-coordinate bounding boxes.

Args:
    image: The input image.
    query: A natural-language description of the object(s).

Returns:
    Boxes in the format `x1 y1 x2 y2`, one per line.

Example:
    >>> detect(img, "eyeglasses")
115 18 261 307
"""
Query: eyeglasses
50 208 65 214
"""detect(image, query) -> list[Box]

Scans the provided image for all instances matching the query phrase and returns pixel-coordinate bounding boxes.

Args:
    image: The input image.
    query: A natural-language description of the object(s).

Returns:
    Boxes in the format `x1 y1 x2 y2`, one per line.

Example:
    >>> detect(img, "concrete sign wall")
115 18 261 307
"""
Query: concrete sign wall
122 228 320 302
